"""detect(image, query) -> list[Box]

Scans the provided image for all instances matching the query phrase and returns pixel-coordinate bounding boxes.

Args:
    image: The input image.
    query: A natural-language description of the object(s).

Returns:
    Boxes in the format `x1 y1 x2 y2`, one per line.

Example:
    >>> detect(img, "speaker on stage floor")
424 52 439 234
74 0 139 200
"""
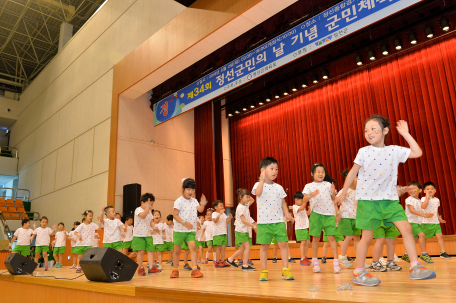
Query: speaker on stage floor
80 247 138 282
123 183 141 218
4 253 37 275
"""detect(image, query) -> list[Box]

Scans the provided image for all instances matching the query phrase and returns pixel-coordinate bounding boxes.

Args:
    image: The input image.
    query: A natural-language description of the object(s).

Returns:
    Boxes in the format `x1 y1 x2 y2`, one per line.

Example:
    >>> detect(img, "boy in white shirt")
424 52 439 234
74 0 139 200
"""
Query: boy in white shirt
53 222 68 268
9 219 33 256
212 200 233 267
132 193 161 276
292 192 310 266
252 157 294 281
31 217 56 271
421 182 450 259
98 206 125 251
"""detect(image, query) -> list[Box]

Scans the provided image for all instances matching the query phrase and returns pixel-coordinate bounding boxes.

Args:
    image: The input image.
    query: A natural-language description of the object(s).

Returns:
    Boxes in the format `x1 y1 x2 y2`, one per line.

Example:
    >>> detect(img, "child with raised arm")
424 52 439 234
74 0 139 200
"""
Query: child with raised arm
31 217 57 271
9 219 33 257
98 206 125 251
335 115 436 286
303 163 340 274
170 178 206 278
212 200 233 267
150 210 166 269
164 214 174 265
122 216 134 255
226 189 256 271
252 157 294 281
292 192 311 266
74 210 98 273
68 221 80 269
421 182 450 260
132 193 161 276
53 222 67 268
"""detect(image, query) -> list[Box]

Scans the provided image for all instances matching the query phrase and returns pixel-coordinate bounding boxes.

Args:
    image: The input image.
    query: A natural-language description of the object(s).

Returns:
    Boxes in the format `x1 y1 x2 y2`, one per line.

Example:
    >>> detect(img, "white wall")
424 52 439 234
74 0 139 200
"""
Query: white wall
7 0 186 227
116 94 195 218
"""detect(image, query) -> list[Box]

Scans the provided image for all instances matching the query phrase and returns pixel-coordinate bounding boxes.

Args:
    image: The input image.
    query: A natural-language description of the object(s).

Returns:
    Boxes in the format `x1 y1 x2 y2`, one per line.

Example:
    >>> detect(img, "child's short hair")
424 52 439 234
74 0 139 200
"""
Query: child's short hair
166 214 173 221
236 188 250 202
212 200 223 208
260 156 278 169
182 178 197 189
140 193 155 202
74 221 81 226
408 181 423 189
126 216 133 221
364 114 391 141
423 182 436 190
21 219 30 226
153 210 161 217
104 206 114 212
311 163 337 184
40 216 48 222
58 222 64 226
294 192 304 200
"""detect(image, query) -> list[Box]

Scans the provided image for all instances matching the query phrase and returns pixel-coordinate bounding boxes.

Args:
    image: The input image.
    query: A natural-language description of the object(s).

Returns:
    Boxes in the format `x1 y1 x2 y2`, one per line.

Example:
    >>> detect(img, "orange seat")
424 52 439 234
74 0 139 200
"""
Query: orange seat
0 198 5 206
17 207 25 213
6 199 14 207
24 214 29 219
0 206 7 212
7 206 16 212
15 199 23 207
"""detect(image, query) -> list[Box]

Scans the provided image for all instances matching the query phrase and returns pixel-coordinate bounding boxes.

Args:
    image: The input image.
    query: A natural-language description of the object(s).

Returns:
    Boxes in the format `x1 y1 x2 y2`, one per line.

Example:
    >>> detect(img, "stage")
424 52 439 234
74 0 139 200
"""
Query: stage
1 257 455 303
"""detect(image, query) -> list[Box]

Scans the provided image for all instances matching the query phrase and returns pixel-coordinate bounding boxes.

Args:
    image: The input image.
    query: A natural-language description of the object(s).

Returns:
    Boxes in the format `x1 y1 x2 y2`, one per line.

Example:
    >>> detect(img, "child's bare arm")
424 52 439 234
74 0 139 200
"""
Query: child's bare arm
396 120 422 158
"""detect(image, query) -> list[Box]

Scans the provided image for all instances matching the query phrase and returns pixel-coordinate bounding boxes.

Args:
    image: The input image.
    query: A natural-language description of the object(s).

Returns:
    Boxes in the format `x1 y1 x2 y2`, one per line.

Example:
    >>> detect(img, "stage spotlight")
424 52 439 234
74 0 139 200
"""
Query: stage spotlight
368 49 376 60
234 107 240 114
300 77 308 88
408 31 418 44
440 18 450 31
249 99 256 108
242 103 248 111
282 86 289 96
355 54 363 66
393 37 403 50
424 25 434 38
265 93 272 102
257 96 264 105
291 81 298 91
274 89 280 99
227 109 233 117
321 68 329 79
311 73 319 84
380 43 389 55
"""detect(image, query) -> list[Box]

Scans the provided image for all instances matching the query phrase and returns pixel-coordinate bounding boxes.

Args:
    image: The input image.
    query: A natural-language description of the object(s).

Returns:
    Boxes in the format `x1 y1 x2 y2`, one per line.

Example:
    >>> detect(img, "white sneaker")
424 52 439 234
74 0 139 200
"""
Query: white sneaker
339 255 353 267
394 254 401 263
379 257 387 266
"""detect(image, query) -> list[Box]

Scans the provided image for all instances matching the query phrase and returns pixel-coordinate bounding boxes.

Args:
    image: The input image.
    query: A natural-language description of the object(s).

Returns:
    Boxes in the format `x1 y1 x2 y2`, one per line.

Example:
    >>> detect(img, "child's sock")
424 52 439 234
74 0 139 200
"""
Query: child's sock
213 252 216 260
312 258 318 261
441 251 446 254
192 266 197 270
422 252 428 255
354 268 364 274
411 261 418 267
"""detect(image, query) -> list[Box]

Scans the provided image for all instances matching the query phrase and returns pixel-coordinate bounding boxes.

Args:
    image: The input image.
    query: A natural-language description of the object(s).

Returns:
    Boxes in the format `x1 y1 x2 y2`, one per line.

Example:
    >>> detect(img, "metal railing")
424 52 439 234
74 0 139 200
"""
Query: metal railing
0 187 14 199
0 210 40 240
0 146 18 158
15 189 30 201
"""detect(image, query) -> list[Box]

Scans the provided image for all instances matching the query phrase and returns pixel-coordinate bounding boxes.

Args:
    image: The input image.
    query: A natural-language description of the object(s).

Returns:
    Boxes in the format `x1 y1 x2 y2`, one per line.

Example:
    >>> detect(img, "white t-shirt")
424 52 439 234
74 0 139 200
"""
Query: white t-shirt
134 206 153 237
292 205 309 230
212 212 228 236
102 218 124 243
54 231 67 247
338 188 357 219
354 145 410 201
421 197 440 224
151 222 165 245
247 217 255 238
68 231 77 247
251 182 287 224
303 181 335 216
202 221 214 241
164 224 173 242
14 228 33 246
93 235 99 247
75 222 99 247
123 225 134 242
405 196 423 224
33 227 54 246
173 196 200 232
195 218 203 240
235 204 250 233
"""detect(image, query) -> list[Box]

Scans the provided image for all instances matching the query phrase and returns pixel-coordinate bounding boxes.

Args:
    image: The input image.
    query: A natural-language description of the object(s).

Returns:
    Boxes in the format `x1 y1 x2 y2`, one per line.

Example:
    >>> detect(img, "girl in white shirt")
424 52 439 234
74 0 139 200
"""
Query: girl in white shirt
30 217 56 271
150 210 166 269
53 222 68 268
201 209 216 264
74 210 99 273
68 221 80 269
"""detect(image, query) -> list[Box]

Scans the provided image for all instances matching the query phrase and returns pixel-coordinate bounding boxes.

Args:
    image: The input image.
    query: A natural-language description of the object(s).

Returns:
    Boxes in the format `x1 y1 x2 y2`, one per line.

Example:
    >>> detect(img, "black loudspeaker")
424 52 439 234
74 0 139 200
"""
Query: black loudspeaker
4 253 37 275
80 247 138 282
123 183 141 218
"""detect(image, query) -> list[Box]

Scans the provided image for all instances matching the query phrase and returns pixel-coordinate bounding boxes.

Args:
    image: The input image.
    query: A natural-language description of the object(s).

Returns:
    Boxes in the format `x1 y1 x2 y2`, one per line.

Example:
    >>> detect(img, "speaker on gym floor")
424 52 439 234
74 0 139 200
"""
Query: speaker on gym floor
123 183 141 218
80 247 138 282
4 253 37 275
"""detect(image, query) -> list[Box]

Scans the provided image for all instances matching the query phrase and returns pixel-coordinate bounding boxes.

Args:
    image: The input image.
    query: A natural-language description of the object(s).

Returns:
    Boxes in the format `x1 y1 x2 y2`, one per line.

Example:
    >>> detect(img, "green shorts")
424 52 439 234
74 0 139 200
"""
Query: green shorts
257 222 288 244
421 223 442 239
73 246 92 255
164 242 174 251
104 241 122 250
132 236 153 252
71 247 76 254
152 244 166 252
206 240 216 247
235 231 249 246
122 241 132 249
182 242 189 250
54 246 65 254
173 231 196 246
12 244 30 256
309 212 336 237
373 223 401 239
410 223 424 238
338 218 361 236
213 234 228 246
295 229 310 242
36 246 50 254
357 200 407 231
196 240 203 248
323 230 344 242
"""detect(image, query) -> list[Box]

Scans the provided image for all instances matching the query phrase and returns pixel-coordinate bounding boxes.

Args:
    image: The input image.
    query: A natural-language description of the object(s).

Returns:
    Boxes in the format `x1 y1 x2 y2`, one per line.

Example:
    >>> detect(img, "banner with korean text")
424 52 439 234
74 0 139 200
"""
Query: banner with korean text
153 0 422 125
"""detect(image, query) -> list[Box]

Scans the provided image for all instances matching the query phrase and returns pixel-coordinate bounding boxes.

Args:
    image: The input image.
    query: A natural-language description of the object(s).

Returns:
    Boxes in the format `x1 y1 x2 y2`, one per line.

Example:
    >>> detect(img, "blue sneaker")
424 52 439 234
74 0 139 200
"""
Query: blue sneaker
238 260 243 266
248 259 254 266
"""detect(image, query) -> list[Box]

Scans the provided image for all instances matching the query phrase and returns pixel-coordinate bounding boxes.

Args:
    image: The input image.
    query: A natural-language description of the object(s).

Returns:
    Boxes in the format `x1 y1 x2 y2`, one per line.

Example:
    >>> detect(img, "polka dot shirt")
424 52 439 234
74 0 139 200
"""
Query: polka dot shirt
13 228 33 246
405 196 423 224
123 225 134 242
421 197 440 224
101 218 123 243
303 181 335 216
292 204 309 230
54 231 68 247
337 188 357 219
235 204 251 233
151 222 165 245
251 182 287 224
75 223 99 247
33 227 54 246
134 206 153 237
354 145 410 201
163 224 173 243
173 196 199 232
202 221 214 241
212 212 228 236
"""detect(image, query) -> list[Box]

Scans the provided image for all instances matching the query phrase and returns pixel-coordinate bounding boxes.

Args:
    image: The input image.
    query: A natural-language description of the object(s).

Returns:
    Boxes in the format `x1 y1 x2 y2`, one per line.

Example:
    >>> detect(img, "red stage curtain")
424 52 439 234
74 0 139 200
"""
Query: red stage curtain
230 33 456 240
